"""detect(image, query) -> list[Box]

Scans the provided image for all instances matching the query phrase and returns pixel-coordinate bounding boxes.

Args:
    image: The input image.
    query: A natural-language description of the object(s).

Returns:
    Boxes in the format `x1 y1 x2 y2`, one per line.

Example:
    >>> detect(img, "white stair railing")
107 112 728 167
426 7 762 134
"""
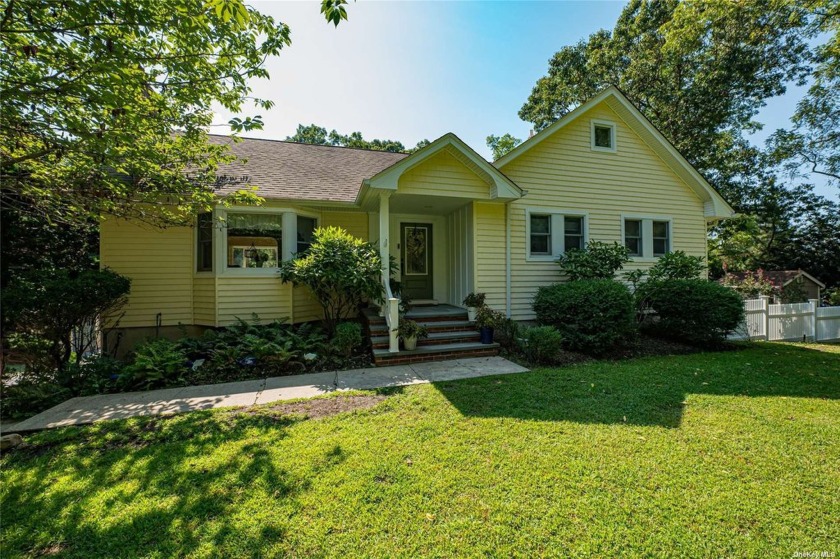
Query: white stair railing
382 273 399 353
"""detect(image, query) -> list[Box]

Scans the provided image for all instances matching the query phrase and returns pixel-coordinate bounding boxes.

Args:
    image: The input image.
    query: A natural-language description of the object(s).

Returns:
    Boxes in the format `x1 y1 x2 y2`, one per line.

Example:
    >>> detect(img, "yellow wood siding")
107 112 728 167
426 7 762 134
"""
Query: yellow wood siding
193 276 216 326
473 202 507 313
500 102 708 320
216 277 292 326
100 218 194 328
398 150 489 199
321 210 368 240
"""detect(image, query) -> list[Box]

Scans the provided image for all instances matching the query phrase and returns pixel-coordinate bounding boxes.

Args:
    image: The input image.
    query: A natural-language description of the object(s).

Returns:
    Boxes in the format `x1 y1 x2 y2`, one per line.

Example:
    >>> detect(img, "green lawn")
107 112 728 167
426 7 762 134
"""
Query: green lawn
2 343 839 558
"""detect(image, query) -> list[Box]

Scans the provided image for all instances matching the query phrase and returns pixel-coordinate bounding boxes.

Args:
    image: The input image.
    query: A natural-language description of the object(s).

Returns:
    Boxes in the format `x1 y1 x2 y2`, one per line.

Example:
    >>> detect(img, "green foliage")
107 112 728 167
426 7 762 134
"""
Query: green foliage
534 280 635 355
397 319 428 340
333 322 363 357
462 292 486 308
474 306 504 330
123 339 188 390
642 280 745 346
520 326 563 364
0 380 71 420
279 227 384 336
557 241 630 281
1 0 347 226
780 278 808 304
626 251 706 292
58 354 126 397
494 317 522 353
720 270 775 299
2 269 130 370
824 287 840 306
486 133 522 160
285 123 424 153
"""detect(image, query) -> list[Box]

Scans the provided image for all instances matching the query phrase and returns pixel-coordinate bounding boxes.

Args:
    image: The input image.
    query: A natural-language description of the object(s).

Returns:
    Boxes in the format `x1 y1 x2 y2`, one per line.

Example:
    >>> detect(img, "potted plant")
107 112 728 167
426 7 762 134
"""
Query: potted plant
475 306 503 344
397 319 428 350
462 292 486 322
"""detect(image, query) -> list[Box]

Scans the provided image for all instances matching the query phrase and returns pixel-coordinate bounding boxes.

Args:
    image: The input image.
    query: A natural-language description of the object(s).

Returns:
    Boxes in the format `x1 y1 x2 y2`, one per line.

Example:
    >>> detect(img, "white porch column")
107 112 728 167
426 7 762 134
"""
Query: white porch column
378 191 399 353
379 192 391 280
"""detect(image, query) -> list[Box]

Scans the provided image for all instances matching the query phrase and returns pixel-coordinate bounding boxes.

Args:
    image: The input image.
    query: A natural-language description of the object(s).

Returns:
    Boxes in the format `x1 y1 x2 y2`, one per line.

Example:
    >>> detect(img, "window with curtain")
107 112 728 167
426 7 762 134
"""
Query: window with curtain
226 213 282 268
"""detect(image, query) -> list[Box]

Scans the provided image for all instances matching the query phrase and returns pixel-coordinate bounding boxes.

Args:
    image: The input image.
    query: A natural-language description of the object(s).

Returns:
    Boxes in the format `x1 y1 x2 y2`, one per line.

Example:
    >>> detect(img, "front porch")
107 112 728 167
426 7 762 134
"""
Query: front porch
357 133 524 355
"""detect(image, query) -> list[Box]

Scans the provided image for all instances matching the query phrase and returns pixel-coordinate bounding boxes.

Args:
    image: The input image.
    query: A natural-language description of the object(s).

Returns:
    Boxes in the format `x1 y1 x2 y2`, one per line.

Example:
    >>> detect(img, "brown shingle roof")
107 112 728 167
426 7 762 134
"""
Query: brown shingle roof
208 135 409 203
722 270 824 288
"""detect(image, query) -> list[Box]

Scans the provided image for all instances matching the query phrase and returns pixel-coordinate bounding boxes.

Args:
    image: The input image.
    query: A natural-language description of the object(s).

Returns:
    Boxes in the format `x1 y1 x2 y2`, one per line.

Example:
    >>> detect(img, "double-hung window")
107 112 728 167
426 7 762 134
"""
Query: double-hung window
624 219 643 257
296 216 317 256
528 211 587 259
623 217 672 259
652 221 670 256
196 212 214 272
529 214 552 255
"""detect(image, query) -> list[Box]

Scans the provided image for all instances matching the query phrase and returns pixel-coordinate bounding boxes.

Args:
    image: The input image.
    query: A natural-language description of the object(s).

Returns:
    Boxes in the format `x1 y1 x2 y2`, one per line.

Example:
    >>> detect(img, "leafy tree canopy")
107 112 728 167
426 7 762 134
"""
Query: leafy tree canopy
286 123 430 153
0 0 349 226
519 0 817 195
486 133 522 160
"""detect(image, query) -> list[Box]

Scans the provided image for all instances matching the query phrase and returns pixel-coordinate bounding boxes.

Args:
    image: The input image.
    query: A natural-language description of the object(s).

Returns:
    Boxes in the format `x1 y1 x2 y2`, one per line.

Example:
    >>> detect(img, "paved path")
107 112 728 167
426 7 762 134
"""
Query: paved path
6 357 528 432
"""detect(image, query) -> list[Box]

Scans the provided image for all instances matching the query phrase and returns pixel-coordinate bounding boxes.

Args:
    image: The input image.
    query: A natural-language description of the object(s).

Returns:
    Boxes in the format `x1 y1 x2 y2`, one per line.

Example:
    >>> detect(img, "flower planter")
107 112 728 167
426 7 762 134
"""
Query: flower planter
467 307 478 322
403 336 418 350
479 326 494 344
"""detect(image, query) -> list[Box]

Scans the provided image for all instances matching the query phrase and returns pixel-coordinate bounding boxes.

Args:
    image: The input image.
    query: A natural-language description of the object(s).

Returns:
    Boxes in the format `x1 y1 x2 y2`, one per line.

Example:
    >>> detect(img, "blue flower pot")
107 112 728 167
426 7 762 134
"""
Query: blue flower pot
479 326 494 344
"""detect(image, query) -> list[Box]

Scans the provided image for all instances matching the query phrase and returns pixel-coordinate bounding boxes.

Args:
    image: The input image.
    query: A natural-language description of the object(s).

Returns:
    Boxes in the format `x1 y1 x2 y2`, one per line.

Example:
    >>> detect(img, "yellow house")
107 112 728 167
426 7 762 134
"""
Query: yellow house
101 87 733 361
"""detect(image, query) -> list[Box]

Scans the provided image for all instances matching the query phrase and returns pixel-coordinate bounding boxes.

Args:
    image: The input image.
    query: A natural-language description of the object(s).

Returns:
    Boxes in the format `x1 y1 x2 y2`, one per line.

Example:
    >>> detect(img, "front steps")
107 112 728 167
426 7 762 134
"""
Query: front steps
362 305 499 365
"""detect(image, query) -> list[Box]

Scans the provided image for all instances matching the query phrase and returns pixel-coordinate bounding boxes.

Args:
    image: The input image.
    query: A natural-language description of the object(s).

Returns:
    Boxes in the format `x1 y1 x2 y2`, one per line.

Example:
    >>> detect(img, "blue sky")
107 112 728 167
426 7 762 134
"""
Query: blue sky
214 1 833 199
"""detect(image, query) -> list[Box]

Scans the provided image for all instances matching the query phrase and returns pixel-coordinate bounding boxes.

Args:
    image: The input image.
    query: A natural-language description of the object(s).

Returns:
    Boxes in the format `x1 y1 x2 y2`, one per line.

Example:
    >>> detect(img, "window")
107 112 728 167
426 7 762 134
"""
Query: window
529 214 551 255
591 120 616 152
624 219 642 256
296 216 317 256
196 212 213 272
564 216 584 252
226 213 282 269
653 221 670 256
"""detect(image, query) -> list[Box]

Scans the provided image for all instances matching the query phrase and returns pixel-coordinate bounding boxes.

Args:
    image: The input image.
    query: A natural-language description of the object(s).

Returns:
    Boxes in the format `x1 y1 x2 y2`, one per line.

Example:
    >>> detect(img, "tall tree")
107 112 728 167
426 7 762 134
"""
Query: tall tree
519 0 815 197
0 0 349 227
286 123 430 153
486 133 522 160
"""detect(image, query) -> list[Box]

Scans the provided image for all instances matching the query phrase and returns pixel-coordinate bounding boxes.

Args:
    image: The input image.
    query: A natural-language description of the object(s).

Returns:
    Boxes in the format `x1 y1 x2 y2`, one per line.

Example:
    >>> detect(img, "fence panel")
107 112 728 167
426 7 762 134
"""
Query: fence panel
740 298 767 339
817 306 840 342
768 302 815 341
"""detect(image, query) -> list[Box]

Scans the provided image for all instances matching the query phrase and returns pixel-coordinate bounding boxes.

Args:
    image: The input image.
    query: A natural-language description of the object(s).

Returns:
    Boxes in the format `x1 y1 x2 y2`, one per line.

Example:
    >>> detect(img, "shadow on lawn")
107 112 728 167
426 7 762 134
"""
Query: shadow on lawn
1 412 310 558
435 343 840 428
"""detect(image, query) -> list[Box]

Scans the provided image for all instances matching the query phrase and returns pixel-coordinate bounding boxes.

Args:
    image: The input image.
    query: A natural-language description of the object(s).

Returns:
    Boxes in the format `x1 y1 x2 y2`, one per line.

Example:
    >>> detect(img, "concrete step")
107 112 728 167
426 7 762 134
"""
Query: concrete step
373 341 500 365
368 319 476 336
370 329 481 349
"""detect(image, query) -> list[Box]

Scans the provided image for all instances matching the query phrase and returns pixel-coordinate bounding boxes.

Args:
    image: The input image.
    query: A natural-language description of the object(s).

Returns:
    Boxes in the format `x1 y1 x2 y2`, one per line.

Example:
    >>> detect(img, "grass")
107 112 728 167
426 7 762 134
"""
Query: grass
2 342 839 558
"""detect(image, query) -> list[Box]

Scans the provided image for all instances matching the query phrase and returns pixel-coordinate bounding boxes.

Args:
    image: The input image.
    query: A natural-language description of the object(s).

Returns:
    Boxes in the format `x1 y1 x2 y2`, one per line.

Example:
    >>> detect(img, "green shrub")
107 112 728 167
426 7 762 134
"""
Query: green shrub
533 280 635 355
521 326 563 364
279 227 384 335
333 322 363 356
494 317 522 353
641 279 745 345
58 354 125 396
0 381 71 420
556 241 630 281
1 268 130 370
123 338 187 389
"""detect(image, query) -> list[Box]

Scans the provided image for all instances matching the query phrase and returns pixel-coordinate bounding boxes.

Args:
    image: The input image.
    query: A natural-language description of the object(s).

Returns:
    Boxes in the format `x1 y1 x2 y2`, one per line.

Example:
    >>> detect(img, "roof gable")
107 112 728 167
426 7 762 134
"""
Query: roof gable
363 133 522 201
494 87 734 219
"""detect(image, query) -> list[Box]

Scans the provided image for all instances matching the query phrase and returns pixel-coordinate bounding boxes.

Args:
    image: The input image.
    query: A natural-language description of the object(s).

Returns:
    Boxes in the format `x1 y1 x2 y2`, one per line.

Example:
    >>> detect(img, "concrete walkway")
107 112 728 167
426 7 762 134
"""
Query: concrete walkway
6 357 528 432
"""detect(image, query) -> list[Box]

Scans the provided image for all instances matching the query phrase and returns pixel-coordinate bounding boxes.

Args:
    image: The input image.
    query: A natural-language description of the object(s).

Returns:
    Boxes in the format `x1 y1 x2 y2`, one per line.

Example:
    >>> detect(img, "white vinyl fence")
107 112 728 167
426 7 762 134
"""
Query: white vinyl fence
732 296 840 342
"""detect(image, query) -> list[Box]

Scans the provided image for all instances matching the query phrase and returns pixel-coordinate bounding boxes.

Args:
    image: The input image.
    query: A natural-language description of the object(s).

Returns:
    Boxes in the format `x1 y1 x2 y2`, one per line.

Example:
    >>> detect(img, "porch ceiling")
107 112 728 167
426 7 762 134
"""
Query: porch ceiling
388 193 473 215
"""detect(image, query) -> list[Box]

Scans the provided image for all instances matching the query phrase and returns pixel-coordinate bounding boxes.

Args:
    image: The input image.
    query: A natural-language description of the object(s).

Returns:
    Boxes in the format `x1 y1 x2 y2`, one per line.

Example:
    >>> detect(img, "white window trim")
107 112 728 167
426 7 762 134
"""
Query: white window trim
200 206 320 278
194 209 216 277
591 119 617 153
620 214 673 262
525 208 589 262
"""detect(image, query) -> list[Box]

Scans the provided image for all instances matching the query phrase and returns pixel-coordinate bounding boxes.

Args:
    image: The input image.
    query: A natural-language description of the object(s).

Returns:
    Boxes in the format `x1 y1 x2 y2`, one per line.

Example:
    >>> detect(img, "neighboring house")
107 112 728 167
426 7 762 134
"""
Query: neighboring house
101 86 733 357
724 270 825 302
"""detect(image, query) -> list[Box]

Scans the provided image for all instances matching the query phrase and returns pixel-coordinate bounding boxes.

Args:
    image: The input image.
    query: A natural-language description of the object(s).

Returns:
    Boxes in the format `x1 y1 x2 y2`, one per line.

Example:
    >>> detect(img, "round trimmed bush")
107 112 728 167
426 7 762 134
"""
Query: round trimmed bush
533 280 635 355
641 279 745 345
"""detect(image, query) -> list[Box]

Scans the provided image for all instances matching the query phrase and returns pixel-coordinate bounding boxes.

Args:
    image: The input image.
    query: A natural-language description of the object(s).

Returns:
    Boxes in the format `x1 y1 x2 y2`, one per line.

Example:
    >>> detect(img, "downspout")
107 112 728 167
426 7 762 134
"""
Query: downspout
505 201 512 318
